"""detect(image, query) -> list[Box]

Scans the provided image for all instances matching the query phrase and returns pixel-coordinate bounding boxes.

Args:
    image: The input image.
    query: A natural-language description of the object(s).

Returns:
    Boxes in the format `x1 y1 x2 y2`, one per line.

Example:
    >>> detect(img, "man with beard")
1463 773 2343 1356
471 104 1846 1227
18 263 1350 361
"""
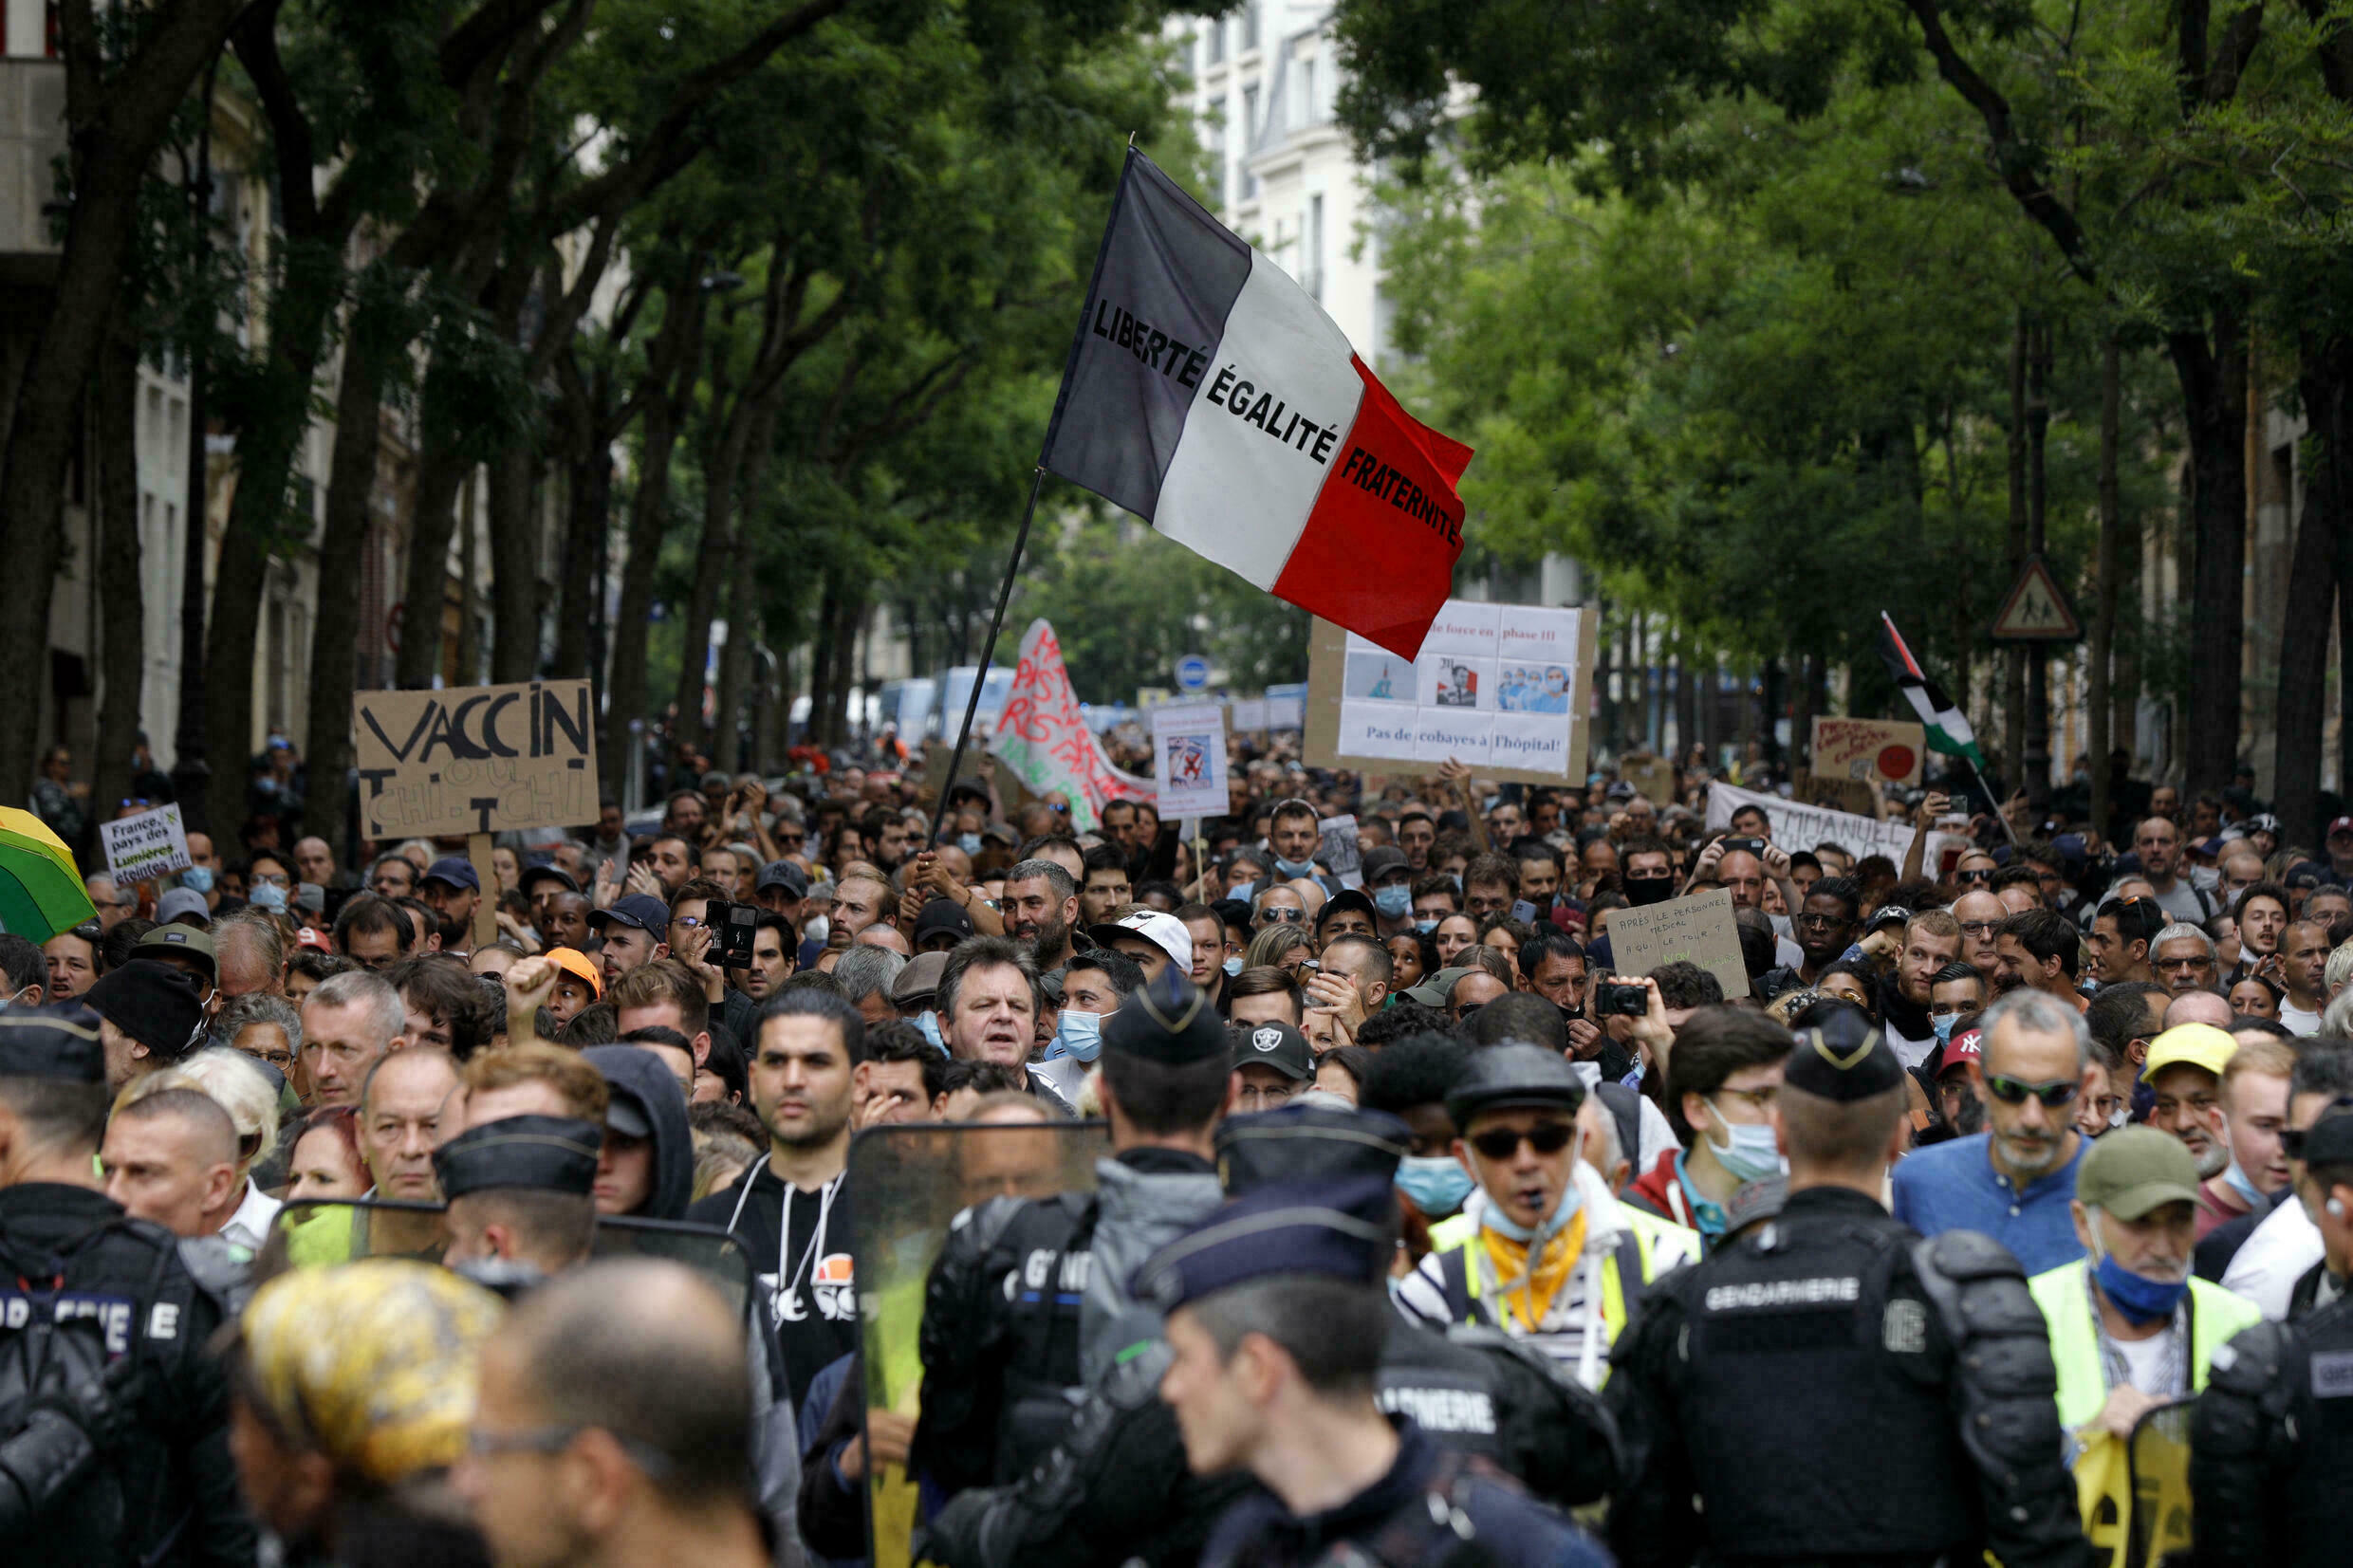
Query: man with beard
1992 908 2087 1014
1893 988 2098 1274
1762 876 1861 995
686 988 862 1414
1000 858 1080 973
1886 910 1963 1067
2151 922 2221 995
419 857 481 954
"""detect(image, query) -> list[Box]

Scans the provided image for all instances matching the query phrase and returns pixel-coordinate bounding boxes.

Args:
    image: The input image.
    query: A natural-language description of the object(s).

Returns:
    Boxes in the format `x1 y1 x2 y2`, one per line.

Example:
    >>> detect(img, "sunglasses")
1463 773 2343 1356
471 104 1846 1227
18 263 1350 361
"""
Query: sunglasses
1954 869 1995 885
2281 1098 2353 1160
1985 1075 2079 1109
1469 1123 1577 1160
1261 907 1305 923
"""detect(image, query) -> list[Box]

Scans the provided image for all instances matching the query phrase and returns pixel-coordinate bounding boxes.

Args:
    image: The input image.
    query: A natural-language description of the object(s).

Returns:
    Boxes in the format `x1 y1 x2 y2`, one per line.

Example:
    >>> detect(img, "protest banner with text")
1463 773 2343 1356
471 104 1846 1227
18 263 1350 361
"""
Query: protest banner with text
101 803 192 886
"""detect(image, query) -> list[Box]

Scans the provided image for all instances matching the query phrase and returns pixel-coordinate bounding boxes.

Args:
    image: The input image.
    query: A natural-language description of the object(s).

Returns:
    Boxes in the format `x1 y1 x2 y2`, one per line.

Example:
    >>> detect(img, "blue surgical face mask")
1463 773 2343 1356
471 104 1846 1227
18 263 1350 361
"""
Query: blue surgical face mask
1395 1154 1474 1219
2092 1248 2191 1327
1373 883 1413 919
1272 855 1318 879
1450 874 1464 893
2221 1159 2265 1208
1931 1013 1958 1046
1706 1101 1788 1184
1222 955 1243 977
1048 1008 1103 1063
1475 1165 1584 1244
180 866 213 895
1414 917 1439 935
249 883 287 913
916 1009 946 1053
958 833 983 855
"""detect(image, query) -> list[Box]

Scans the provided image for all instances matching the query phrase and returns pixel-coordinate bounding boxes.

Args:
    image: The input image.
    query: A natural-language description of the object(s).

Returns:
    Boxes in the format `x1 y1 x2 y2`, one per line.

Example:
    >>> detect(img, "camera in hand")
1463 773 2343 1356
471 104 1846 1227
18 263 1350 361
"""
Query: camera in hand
1721 837 1767 858
710 900 760 968
1592 981 1649 1018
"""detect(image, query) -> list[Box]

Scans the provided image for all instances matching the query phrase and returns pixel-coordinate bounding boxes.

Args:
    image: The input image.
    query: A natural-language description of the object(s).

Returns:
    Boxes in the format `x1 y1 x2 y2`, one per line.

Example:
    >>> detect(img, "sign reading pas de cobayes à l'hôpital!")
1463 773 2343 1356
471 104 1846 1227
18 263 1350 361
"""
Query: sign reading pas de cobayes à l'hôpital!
352 681 601 839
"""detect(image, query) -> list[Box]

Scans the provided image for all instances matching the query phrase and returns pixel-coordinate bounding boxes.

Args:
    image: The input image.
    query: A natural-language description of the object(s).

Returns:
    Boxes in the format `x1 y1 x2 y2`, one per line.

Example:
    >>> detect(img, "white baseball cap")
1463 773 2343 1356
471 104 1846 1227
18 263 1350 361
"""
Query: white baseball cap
1089 909 1193 971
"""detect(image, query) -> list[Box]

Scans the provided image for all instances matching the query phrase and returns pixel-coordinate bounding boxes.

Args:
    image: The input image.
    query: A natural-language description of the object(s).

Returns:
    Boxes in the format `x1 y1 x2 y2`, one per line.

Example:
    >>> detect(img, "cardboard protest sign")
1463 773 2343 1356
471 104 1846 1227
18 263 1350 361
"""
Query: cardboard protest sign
1152 704 1229 820
1706 781 1959 869
1790 769 1878 820
1604 888 1747 999
1620 752 1678 809
101 803 192 885
1809 716 1924 789
353 680 601 839
1305 603 1595 784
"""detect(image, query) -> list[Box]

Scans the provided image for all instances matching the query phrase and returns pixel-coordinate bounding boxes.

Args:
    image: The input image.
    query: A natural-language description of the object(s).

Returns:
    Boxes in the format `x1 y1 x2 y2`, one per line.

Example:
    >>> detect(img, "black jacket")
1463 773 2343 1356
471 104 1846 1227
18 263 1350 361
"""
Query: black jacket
0 1183 254 1568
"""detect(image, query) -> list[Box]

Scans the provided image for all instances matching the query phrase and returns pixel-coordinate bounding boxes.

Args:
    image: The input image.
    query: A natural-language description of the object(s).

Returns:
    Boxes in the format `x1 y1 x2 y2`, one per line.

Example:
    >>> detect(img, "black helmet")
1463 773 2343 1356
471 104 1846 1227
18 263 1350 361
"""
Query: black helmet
1443 1042 1586 1129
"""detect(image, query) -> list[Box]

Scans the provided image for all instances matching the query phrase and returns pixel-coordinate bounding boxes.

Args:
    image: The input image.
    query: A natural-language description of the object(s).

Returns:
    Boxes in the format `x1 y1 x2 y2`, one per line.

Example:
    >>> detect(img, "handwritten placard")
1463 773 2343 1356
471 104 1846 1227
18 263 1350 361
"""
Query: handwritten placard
1605 888 1748 999
100 803 192 885
352 680 601 838
1810 716 1924 789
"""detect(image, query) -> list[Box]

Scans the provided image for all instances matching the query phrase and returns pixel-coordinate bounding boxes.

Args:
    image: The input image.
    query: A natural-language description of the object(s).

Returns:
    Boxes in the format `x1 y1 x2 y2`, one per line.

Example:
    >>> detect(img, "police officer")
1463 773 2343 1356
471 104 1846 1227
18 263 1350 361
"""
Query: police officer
435 1114 604 1292
0 1005 254 1566
1607 1009 2088 1568
2190 1100 2353 1566
1138 1172 1612 1568
912 967 1228 1496
917 1103 1621 1568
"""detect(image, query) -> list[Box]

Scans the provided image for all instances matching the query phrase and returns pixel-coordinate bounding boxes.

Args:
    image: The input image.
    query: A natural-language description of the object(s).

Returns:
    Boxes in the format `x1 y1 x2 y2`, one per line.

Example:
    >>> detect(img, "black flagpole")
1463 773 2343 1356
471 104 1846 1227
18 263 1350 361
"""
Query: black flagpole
928 465 1047 845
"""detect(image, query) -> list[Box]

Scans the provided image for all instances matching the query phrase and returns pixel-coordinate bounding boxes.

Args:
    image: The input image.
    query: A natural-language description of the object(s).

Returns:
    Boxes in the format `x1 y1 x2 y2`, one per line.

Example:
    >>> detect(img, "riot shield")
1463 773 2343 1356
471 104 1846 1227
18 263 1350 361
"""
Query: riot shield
267 1198 448 1268
593 1216 754 1319
850 1119 1107 1568
2126 1398 2193 1568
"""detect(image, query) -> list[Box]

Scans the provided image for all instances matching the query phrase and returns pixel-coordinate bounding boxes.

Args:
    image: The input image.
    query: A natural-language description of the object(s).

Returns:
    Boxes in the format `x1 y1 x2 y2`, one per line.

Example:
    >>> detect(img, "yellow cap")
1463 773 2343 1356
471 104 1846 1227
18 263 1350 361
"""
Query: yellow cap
2141 1023 2237 1083
239 1259 506 1484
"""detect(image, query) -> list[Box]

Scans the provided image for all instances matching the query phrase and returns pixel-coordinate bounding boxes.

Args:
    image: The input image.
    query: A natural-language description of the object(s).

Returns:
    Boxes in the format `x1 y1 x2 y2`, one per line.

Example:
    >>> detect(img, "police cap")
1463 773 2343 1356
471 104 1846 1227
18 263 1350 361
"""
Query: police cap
0 1004 104 1083
1215 1102 1411 1195
1132 1172 1395 1313
1784 1007 1906 1102
433 1115 602 1202
1442 1042 1585 1129
1100 968 1225 1065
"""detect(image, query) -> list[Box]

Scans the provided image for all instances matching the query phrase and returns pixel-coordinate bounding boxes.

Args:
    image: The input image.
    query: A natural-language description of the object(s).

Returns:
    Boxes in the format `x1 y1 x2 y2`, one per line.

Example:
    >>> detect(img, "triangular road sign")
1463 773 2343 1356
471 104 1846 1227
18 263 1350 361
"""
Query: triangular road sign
1990 555 2083 641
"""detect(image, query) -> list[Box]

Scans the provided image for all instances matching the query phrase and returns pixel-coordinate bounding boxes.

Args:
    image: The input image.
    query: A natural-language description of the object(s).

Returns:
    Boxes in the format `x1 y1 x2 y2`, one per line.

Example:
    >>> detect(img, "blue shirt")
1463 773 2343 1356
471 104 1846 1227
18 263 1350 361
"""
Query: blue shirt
1889 1132 2088 1276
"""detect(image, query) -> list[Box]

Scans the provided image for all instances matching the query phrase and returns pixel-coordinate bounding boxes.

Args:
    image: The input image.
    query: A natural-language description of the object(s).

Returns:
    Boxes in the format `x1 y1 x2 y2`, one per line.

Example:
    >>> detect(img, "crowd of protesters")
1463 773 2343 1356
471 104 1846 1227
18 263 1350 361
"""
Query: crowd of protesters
6 719 2353 1568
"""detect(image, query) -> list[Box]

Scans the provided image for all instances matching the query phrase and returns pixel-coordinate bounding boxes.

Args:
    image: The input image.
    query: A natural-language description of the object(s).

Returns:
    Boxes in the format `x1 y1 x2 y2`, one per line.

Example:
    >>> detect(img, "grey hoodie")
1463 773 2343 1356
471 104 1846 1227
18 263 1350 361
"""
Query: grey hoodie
1079 1153 1224 1384
582 1044 695 1220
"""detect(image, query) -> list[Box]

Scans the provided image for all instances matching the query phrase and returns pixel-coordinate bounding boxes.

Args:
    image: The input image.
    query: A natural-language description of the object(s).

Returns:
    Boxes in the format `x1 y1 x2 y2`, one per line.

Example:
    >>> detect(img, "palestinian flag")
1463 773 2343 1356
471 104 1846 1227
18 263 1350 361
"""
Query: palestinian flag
1877 613 1988 769
1039 149 1472 660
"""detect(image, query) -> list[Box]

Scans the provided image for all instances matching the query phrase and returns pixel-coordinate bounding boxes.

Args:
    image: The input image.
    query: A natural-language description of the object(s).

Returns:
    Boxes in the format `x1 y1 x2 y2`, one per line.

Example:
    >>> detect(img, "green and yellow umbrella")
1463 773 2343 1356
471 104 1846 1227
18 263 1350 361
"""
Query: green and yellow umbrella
0 807 97 944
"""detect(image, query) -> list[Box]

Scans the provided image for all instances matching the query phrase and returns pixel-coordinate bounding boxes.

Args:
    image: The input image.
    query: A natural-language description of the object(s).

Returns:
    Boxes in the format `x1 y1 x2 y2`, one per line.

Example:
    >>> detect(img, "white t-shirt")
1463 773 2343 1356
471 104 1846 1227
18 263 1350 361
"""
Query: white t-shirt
2111 1327 2181 1397
2282 1001 2323 1037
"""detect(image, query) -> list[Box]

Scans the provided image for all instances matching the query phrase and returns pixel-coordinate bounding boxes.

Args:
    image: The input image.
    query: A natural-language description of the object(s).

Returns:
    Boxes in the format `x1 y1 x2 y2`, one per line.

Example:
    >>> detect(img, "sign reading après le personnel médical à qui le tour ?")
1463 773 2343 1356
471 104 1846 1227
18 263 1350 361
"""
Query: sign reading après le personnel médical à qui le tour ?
351 680 600 839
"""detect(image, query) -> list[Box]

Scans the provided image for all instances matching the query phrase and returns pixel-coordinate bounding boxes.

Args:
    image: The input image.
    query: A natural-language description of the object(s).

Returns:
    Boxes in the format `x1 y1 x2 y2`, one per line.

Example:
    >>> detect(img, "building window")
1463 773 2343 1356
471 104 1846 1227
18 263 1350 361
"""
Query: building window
1240 84 1259 197
1298 58 1316 129
1205 17 1223 65
1307 193 1325 304
1243 1 1259 51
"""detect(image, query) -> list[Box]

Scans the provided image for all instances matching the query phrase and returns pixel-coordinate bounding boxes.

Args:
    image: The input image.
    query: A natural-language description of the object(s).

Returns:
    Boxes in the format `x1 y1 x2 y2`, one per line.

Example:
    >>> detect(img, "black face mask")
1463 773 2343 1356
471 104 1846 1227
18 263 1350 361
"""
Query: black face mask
1623 874 1677 907
1559 1002 1585 1024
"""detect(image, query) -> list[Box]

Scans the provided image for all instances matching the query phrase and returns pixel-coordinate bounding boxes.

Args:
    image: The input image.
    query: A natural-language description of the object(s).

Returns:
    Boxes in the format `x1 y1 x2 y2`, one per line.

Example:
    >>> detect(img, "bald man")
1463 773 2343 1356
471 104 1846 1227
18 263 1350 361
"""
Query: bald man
2164 990 2235 1032
102 1088 241 1239
457 1259 768 1568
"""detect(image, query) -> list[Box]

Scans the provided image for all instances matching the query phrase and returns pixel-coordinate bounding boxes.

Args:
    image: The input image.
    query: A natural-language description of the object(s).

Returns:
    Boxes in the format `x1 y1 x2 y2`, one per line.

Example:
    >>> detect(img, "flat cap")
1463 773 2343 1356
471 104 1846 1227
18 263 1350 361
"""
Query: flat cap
1785 1009 1905 1102
0 1004 104 1082
1443 1042 1585 1128
1215 1103 1410 1194
433 1115 602 1202
1101 968 1225 1065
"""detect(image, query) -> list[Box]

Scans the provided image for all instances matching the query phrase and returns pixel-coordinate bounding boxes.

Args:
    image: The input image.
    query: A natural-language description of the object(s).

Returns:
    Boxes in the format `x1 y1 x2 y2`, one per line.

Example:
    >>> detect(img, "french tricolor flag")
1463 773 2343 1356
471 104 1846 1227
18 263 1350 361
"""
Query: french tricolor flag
1040 150 1473 661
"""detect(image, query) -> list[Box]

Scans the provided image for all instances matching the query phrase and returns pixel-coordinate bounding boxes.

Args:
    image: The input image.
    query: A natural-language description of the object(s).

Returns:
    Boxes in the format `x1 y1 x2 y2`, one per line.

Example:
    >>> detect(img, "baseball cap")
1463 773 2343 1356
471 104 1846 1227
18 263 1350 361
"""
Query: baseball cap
1361 846 1411 885
588 894 670 936
756 859 809 899
913 898 975 949
1090 909 1192 972
1864 904 1912 935
2141 1023 2237 1082
1399 965 1475 1009
1229 1020 1313 1081
2331 817 2353 838
136 923 217 980
1936 1025 1983 1079
1314 889 1379 932
545 947 602 1000
517 863 581 897
422 857 480 892
155 888 210 927
2076 1125 2201 1220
